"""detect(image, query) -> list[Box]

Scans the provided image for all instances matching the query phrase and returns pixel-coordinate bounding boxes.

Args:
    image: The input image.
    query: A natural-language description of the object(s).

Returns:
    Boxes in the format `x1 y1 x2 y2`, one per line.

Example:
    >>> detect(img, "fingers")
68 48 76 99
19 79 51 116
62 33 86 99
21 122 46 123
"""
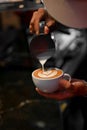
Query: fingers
44 25 50 34
29 8 56 34
44 18 56 33
29 8 46 35
36 88 74 100
29 11 40 35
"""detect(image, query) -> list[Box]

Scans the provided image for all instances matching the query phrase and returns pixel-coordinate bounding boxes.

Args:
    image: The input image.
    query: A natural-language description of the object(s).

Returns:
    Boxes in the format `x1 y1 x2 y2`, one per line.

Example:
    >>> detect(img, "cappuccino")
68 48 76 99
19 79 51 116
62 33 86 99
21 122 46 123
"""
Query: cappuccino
33 68 63 79
32 67 71 93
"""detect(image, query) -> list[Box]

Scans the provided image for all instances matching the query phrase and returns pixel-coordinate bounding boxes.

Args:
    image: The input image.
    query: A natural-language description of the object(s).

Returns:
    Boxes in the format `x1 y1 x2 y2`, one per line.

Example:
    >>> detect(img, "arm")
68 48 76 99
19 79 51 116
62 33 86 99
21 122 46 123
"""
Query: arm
36 79 87 100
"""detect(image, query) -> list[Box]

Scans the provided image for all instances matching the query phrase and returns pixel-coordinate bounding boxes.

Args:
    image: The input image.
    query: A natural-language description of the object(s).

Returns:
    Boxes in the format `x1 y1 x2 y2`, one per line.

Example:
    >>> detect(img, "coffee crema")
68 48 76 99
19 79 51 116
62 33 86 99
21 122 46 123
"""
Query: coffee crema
33 68 63 79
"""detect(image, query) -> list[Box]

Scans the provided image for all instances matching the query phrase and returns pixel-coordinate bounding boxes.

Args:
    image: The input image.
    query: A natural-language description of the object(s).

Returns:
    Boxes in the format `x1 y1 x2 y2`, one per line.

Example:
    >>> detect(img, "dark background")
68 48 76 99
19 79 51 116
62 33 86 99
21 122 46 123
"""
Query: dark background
0 1 87 130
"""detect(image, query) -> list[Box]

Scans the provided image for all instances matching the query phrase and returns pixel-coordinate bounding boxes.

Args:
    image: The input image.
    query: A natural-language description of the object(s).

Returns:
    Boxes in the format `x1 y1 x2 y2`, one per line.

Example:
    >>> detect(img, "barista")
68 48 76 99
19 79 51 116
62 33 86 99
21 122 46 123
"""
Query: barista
29 0 87 100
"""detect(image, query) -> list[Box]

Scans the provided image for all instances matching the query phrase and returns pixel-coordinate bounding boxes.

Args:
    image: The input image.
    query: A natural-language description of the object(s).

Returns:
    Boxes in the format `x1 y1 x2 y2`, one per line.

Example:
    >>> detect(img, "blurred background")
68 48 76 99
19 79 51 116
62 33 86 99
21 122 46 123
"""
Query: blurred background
0 0 87 130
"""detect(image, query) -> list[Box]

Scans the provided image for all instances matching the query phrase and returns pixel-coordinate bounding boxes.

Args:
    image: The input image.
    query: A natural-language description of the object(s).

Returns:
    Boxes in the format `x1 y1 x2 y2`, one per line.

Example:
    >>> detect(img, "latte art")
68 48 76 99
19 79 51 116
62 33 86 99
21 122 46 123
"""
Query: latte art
38 70 58 78
33 68 63 79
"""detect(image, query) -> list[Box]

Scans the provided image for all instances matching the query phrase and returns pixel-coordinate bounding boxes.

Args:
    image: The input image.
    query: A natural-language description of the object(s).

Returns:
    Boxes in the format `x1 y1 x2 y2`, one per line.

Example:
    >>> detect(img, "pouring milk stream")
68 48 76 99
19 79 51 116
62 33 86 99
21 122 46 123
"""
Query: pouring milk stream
37 51 53 72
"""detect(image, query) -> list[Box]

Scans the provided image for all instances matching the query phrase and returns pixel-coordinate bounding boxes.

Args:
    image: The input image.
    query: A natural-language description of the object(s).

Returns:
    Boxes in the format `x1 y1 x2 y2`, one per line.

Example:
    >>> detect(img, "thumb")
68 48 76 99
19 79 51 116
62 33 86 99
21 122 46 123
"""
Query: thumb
44 25 50 34
44 19 56 34
58 79 71 91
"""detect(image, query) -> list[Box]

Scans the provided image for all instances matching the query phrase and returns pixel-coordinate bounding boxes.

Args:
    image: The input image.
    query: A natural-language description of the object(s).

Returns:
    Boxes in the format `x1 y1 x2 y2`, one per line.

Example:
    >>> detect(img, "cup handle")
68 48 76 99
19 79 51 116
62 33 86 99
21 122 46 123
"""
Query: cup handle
63 73 71 82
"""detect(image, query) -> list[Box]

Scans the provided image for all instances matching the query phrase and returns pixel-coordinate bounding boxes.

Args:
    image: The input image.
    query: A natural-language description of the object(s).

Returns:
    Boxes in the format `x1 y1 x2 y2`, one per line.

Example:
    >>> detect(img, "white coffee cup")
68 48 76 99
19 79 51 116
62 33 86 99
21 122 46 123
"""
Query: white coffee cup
32 68 71 93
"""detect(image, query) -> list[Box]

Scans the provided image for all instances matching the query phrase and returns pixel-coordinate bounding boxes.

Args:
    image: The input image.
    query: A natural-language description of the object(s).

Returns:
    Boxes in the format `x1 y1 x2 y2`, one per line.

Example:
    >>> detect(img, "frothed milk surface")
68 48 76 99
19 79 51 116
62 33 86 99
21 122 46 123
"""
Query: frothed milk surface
33 68 63 79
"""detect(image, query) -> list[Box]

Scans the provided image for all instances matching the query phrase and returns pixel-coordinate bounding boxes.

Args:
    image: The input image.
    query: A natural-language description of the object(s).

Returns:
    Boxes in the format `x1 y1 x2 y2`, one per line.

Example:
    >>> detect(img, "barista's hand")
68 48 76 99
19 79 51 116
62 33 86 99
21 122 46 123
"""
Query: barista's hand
29 8 56 35
36 79 87 100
